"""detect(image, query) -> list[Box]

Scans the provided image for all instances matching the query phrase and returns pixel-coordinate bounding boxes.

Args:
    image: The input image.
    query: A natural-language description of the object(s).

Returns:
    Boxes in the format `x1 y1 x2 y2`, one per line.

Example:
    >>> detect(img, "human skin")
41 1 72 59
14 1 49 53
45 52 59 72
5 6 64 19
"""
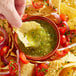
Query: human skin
0 0 26 28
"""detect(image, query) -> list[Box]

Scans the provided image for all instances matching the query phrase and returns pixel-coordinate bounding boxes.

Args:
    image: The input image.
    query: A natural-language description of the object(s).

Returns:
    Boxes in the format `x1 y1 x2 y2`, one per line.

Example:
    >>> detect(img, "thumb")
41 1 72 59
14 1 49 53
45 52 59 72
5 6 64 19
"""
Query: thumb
15 0 26 17
2 8 22 28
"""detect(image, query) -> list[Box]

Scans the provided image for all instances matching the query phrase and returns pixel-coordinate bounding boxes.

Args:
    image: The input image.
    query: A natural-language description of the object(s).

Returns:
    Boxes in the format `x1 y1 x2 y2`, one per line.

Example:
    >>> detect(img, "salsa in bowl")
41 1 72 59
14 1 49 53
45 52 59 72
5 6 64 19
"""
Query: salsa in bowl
14 16 60 61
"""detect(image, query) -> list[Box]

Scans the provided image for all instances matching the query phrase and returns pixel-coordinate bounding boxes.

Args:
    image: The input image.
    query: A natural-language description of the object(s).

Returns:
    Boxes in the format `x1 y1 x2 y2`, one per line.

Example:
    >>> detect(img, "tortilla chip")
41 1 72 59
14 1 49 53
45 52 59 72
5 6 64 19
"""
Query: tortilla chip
59 66 76 76
39 6 54 16
21 63 34 76
51 0 61 14
25 6 42 16
52 0 60 8
67 17 76 30
60 3 76 19
26 0 32 6
61 0 76 9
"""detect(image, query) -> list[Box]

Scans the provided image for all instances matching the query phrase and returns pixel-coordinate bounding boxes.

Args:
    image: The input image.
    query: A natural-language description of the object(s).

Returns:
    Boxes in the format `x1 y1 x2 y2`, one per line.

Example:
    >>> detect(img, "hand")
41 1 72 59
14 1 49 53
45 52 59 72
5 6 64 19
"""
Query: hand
0 0 26 28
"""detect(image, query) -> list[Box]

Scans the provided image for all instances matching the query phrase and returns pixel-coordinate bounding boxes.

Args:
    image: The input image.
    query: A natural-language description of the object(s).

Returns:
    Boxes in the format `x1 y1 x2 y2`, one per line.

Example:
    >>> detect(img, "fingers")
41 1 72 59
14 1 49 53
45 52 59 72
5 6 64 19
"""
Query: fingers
15 0 26 17
2 8 22 28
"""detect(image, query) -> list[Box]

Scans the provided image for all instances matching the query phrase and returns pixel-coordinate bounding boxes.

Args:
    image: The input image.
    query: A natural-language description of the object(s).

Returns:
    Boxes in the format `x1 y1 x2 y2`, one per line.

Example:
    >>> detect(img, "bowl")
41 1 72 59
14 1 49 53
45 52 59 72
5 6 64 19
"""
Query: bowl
14 16 60 61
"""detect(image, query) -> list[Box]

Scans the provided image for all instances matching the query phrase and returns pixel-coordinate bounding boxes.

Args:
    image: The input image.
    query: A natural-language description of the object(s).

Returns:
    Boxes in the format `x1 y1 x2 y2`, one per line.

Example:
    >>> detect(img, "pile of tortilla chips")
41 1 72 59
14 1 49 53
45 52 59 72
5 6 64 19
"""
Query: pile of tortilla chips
45 52 76 76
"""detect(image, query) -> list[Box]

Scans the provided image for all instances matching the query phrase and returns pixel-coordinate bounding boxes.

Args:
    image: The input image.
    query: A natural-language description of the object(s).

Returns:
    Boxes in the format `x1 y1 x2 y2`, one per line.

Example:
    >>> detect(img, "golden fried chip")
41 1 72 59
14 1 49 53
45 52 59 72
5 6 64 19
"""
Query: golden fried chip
52 0 60 8
67 17 76 30
21 63 34 76
60 3 76 19
25 6 42 16
59 67 76 76
39 6 54 16
26 0 32 6
61 0 76 9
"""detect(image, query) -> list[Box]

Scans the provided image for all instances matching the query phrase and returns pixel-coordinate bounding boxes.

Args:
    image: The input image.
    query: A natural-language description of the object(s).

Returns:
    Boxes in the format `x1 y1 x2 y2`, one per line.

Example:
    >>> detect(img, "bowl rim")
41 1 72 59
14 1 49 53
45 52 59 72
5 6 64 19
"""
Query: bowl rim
14 16 60 61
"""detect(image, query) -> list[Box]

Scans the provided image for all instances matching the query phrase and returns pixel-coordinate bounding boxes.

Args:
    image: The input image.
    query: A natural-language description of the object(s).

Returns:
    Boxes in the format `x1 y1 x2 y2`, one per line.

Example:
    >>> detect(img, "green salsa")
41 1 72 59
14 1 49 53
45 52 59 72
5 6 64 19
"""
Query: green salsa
18 20 57 57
